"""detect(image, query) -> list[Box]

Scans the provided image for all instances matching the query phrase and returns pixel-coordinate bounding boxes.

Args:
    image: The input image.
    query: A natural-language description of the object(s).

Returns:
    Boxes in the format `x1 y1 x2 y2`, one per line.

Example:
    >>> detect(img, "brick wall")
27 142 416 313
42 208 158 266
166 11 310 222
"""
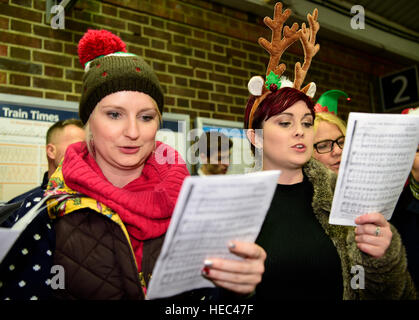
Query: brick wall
0 0 409 124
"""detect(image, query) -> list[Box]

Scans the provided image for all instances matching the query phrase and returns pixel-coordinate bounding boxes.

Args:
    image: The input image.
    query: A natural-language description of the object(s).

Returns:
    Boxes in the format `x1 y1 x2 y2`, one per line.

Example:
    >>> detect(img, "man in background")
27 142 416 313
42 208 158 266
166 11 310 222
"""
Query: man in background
45 118 85 181
196 131 233 176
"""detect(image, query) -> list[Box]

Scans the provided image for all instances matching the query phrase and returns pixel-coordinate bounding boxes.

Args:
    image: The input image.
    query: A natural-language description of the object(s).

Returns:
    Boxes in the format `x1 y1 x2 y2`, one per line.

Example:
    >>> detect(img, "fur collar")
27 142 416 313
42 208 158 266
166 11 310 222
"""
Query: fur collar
303 157 336 214
302 158 415 299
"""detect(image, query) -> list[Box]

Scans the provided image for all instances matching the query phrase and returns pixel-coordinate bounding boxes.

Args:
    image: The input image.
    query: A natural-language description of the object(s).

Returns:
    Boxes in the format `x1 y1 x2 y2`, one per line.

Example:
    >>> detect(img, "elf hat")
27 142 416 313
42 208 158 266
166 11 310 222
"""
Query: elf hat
77 29 164 124
314 89 350 115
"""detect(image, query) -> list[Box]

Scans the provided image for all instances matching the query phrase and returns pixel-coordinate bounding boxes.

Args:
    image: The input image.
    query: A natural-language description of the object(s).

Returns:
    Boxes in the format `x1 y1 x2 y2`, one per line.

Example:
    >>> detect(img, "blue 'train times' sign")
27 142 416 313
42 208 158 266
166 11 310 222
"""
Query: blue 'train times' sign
0 104 79 122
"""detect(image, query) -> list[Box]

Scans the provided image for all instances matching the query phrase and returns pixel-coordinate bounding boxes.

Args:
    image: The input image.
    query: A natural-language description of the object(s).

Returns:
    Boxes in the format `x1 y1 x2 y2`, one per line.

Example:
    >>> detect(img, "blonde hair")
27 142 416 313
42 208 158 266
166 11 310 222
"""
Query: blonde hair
313 112 347 136
84 122 94 156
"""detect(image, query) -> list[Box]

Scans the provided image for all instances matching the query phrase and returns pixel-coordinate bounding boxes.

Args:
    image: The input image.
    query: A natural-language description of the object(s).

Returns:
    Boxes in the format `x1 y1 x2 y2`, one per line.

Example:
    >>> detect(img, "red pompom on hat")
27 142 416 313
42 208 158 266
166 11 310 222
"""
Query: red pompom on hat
78 29 127 66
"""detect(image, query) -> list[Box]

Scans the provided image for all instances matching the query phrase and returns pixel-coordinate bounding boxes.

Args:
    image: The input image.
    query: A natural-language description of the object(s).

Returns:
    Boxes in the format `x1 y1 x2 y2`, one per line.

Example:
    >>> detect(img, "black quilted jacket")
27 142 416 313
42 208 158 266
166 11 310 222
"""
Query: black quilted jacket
53 208 164 300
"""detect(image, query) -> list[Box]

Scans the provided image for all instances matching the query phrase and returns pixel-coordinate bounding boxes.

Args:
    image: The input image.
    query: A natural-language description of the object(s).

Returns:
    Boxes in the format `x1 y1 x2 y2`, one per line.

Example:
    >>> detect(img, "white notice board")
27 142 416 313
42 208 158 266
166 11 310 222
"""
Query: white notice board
0 93 79 203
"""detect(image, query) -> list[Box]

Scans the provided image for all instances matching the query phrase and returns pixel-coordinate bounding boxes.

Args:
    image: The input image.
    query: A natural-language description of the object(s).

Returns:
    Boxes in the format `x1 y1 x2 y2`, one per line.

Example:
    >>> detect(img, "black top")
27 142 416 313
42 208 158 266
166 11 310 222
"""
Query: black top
255 175 343 300
390 182 419 290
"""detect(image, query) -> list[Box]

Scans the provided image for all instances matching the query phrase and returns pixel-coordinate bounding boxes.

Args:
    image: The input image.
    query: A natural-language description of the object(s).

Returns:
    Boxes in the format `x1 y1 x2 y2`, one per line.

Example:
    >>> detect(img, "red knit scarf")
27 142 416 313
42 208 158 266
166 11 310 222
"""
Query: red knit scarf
61 141 189 271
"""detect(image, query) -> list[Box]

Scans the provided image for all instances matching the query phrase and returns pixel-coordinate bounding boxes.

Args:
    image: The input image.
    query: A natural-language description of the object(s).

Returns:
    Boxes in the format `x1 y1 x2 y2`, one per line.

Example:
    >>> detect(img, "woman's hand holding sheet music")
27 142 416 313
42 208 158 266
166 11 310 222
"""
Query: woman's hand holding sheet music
201 240 266 295
354 212 392 259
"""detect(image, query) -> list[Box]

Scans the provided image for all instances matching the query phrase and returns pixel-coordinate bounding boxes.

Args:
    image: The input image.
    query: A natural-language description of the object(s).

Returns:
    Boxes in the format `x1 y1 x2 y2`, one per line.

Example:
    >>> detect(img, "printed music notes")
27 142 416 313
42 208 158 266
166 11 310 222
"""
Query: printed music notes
329 112 419 226
146 170 280 300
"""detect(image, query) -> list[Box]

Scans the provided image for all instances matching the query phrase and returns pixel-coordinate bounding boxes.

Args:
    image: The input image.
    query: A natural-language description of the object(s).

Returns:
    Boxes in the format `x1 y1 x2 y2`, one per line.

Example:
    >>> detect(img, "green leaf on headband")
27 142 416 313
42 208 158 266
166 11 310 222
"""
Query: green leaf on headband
265 71 282 90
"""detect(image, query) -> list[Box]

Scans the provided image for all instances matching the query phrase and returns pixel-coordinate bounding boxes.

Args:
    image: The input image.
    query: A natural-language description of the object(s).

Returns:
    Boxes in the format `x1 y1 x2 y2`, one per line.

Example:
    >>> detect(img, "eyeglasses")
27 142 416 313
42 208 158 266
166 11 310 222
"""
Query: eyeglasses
314 136 345 154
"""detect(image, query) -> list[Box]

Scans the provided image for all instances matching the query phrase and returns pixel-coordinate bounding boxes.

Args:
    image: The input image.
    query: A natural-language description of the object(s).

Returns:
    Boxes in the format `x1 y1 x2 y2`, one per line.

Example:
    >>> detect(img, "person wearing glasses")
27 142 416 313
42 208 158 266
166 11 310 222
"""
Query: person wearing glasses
313 90 348 174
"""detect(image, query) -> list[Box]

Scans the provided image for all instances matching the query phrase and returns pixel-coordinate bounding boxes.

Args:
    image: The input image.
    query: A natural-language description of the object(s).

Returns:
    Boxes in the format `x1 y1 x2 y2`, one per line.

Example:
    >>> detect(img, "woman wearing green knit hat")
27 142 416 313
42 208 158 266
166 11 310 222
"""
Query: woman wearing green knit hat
313 90 349 174
40 29 265 300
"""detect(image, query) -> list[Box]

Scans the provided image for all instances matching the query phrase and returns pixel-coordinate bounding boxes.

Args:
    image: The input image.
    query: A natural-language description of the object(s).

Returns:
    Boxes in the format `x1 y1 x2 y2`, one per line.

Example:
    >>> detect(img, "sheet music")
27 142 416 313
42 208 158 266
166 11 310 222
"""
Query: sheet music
329 112 419 226
146 170 280 300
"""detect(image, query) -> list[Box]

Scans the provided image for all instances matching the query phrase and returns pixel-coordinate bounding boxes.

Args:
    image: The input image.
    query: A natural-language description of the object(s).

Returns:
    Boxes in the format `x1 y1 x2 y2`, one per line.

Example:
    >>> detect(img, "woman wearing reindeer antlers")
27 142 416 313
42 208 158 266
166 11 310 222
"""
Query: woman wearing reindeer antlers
244 2 416 300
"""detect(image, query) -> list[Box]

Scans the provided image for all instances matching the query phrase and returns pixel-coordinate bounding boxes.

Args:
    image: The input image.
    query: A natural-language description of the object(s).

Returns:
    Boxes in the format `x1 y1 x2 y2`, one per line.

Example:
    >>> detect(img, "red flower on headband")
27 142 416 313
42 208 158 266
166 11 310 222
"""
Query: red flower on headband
314 103 336 115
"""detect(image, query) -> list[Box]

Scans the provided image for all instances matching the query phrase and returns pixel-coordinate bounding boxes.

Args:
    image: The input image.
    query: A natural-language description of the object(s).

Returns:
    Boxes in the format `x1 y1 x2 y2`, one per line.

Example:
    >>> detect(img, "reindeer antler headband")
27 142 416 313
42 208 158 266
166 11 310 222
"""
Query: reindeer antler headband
247 2 320 129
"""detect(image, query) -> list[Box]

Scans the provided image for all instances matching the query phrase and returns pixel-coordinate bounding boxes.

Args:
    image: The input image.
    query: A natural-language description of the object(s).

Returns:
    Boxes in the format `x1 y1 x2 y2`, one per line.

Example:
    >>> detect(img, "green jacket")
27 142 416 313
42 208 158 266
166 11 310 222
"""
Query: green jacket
305 158 417 299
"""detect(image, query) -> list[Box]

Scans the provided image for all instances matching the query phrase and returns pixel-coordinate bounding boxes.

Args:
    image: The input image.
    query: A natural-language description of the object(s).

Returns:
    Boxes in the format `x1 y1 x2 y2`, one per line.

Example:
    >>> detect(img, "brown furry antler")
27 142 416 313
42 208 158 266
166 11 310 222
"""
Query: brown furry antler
258 2 302 78
293 8 320 92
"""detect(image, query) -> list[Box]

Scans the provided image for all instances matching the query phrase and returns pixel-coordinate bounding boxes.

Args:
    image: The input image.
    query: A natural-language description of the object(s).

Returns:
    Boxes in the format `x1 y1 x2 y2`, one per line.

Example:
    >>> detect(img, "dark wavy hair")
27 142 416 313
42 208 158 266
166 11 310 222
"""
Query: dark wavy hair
244 87 315 130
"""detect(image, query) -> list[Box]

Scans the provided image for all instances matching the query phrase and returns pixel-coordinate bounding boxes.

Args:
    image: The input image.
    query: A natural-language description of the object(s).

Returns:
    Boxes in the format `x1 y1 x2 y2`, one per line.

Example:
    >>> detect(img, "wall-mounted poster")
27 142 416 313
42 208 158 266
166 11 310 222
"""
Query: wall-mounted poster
194 117 255 175
0 93 79 203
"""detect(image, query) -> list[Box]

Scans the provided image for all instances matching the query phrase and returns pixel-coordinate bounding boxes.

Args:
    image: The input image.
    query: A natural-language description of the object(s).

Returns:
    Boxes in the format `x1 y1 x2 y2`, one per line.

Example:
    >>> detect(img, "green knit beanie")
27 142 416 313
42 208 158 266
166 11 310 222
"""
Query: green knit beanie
78 29 164 124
